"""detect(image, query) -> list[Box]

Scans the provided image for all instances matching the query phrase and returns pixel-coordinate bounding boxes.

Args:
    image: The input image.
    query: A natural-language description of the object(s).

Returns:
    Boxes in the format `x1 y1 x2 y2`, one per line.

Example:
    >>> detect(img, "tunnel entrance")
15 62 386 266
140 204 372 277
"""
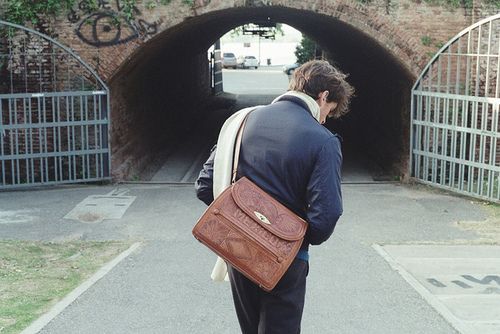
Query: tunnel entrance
109 7 414 182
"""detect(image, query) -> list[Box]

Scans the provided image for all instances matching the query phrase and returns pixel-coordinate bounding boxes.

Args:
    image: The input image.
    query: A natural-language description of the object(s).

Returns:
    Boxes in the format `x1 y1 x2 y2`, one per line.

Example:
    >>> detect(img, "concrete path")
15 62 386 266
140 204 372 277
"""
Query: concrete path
375 245 500 334
1 180 498 333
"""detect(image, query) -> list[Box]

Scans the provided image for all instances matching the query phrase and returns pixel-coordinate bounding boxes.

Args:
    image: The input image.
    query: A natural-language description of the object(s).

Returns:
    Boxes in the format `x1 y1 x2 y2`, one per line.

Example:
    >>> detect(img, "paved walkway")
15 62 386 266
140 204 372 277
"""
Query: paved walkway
375 245 500 334
1 180 499 333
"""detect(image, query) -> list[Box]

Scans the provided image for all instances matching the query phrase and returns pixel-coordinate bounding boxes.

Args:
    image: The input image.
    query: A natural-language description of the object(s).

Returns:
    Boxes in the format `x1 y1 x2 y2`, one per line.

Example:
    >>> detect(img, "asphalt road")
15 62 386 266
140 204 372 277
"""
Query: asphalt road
0 182 489 334
3 66 497 334
222 66 290 95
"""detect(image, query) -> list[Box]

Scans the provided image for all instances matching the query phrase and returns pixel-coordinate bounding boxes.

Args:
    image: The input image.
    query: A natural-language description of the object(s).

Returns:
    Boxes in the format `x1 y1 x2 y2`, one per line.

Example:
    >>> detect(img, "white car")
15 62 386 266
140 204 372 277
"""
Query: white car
237 55 259 69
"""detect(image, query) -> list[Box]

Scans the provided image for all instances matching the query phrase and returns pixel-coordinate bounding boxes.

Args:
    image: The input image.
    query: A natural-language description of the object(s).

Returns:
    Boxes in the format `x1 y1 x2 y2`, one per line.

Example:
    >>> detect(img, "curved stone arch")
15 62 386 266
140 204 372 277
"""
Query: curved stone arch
270 0 426 76
93 2 424 81
99 2 444 180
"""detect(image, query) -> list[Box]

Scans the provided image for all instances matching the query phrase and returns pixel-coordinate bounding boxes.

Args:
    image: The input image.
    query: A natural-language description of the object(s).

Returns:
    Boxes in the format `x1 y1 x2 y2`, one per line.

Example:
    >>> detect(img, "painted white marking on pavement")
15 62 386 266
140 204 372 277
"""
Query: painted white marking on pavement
0 209 36 224
106 188 130 197
372 244 473 334
373 244 500 334
20 242 142 334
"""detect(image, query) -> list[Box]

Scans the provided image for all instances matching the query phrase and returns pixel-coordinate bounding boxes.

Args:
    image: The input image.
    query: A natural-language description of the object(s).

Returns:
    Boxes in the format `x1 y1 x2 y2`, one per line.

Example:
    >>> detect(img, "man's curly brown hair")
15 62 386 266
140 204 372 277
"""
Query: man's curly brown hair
289 60 355 119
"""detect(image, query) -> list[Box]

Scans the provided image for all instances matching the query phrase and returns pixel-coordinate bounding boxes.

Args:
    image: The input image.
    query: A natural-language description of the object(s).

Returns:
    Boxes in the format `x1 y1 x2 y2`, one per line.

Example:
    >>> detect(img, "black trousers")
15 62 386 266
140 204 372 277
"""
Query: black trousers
227 258 309 334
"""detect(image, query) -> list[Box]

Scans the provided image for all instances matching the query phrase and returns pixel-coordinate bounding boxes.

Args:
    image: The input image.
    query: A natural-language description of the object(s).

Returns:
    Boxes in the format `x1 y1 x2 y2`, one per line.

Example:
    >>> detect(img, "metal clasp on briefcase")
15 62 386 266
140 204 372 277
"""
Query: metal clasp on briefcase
254 211 271 225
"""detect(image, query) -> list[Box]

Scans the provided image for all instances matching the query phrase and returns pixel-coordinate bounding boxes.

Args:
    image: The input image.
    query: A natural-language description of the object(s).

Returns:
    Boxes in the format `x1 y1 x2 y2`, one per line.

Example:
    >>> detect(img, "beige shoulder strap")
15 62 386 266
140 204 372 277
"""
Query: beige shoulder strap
232 112 253 184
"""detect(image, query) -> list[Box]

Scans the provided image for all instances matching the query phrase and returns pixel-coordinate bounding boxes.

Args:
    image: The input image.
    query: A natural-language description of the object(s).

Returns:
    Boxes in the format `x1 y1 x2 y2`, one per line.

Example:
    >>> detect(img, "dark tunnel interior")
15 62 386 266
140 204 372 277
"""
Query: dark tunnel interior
109 7 416 181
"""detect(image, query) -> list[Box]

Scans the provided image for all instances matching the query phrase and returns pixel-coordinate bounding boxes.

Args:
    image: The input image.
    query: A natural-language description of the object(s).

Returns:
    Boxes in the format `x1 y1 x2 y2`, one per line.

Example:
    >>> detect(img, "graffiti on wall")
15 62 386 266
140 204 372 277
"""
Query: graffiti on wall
69 0 162 47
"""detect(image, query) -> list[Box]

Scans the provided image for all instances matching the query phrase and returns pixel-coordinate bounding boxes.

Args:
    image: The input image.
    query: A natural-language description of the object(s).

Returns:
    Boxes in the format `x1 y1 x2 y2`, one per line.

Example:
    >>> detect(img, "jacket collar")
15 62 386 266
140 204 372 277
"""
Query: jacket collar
271 91 321 123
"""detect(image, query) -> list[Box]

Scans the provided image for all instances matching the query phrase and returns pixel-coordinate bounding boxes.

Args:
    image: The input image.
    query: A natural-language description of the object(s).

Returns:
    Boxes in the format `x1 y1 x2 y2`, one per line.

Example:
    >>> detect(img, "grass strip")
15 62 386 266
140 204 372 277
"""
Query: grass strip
0 240 132 334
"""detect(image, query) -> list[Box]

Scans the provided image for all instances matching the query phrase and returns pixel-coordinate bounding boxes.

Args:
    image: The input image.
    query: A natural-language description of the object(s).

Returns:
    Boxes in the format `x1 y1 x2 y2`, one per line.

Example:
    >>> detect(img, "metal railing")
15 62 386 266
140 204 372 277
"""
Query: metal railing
0 20 111 189
411 14 500 202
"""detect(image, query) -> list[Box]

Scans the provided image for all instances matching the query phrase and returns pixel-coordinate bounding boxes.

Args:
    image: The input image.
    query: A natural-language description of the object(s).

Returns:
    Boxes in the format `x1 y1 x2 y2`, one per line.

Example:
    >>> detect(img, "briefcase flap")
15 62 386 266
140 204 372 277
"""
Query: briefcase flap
231 177 307 241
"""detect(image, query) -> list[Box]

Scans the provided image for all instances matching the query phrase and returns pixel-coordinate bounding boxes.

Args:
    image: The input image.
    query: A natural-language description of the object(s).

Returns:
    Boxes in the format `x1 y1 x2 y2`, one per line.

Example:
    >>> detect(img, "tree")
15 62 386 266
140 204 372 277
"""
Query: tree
294 36 316 64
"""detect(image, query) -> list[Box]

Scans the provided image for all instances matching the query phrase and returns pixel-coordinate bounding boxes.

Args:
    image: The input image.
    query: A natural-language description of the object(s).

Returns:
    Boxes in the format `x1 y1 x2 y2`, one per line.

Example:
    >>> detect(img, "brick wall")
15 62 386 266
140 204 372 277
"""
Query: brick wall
2 1 498 180
46 1 497 82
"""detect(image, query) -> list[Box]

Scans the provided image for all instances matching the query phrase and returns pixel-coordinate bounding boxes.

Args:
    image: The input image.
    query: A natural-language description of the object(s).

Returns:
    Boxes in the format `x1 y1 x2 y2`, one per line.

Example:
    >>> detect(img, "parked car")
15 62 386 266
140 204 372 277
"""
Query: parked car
237 55 259 69
283 63 299 75
222 52 237 69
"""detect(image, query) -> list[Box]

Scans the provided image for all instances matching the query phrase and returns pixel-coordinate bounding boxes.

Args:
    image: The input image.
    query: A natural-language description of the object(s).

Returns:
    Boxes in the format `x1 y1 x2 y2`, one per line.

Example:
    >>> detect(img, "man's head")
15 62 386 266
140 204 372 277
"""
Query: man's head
289 60 354 123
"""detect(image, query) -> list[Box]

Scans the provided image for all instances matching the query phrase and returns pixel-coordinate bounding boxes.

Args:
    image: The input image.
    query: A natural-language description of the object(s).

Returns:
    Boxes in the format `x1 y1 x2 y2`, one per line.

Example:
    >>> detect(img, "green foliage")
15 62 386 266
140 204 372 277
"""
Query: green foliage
435 41 445 49
356 0 498 7
482 0 500 7
4 0 183 27
421 35 433 46
3 0 160 27
426 51 437 58
79 0 99 12
421 0 473 8
295 36 316 64
146 1 158 9
5 0 77 25
120 0 138 22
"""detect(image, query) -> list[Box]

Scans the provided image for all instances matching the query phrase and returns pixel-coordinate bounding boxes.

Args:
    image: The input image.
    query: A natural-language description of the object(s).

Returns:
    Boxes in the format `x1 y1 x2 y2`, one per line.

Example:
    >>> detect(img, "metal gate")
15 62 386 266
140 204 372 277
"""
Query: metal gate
0 21 110 189
411 14 500 203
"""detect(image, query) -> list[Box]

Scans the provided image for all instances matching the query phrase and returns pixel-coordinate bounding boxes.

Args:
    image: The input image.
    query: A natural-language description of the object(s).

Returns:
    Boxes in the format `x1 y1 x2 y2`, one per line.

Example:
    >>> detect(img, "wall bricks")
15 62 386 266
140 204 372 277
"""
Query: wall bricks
2 0 498 180
39 1 498 82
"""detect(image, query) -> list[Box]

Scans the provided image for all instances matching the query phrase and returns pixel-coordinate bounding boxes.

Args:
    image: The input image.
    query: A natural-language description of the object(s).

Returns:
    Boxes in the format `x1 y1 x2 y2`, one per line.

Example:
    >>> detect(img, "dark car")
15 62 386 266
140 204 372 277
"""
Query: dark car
283 63 299 75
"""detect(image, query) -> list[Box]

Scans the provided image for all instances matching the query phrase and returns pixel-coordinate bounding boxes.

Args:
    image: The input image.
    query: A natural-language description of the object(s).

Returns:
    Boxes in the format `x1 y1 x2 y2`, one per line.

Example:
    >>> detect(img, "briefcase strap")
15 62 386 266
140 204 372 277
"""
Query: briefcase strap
231 111 253 184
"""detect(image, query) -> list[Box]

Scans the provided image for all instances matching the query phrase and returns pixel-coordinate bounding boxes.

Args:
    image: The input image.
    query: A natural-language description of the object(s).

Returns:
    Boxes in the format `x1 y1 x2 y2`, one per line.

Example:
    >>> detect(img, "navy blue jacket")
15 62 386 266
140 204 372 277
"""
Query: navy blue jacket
195 95 343 257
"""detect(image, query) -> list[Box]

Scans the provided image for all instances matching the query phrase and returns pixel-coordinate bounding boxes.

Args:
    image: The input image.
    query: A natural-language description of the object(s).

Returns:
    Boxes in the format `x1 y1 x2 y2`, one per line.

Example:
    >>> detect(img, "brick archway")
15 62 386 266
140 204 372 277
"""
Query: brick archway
98 4 418 179
50 0 487 180
68 2 425 82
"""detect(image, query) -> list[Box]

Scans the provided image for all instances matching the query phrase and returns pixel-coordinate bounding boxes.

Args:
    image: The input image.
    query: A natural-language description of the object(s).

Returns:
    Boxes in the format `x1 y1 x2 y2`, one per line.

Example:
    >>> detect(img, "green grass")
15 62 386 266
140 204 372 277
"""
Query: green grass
456 201 500 244
483 202 500 219
0 240 132 334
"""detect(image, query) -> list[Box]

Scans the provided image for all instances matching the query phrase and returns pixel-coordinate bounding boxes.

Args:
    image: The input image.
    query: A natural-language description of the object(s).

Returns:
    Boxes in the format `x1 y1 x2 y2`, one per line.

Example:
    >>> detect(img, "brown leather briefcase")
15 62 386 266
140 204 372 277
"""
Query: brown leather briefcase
192 176 307 291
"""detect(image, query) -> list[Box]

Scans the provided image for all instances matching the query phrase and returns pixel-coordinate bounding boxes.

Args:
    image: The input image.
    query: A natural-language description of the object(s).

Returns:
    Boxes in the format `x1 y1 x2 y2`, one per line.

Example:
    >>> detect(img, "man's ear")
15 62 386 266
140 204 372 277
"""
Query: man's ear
319 90 329 101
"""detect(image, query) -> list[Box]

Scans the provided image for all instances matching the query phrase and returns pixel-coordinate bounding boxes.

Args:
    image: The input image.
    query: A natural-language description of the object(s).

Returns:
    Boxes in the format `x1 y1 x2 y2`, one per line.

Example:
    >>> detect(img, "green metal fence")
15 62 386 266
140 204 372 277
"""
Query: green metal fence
411 14 500 202
0 20 111 189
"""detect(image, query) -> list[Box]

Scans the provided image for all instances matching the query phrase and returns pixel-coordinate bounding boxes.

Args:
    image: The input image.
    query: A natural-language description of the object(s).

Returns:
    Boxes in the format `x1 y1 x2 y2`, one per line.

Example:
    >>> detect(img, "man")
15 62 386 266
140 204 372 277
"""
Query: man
195 60 354 333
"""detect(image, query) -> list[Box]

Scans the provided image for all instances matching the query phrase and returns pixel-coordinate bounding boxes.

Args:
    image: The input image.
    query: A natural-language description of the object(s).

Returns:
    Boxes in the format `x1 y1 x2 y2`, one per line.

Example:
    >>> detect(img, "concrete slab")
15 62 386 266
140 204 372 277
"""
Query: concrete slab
64 195 136 223
375 245 500 334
